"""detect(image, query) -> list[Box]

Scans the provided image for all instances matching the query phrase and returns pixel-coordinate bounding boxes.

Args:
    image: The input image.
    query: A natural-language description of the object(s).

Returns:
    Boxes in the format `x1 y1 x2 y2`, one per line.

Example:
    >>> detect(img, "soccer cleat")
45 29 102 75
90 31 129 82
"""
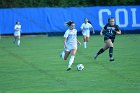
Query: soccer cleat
60 53 62 58
94 54 98 60
110 58 115 62
66 68 71 71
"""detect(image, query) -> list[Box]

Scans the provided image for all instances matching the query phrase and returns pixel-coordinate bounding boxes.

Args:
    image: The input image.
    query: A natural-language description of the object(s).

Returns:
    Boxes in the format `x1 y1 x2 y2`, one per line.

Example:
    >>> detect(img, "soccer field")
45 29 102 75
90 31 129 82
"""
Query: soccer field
0 34 140 93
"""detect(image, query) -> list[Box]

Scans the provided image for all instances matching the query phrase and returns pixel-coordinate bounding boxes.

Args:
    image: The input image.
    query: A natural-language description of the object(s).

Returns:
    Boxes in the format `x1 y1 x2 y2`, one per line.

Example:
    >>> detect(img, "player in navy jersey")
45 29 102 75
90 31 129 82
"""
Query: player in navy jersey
94 17 121 61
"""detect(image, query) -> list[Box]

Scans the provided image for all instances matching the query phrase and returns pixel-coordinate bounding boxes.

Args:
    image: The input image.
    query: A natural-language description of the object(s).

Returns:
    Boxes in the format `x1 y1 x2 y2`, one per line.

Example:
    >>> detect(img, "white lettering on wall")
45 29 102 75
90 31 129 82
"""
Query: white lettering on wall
115 9 128 27
131 8 140 27
99 9 111 27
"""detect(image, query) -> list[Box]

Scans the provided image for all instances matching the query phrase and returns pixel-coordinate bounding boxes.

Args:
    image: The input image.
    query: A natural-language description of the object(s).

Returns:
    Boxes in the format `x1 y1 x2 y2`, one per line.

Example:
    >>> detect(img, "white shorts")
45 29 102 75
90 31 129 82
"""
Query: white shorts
14 31 20 37
65 44 77 52
82 31 90 37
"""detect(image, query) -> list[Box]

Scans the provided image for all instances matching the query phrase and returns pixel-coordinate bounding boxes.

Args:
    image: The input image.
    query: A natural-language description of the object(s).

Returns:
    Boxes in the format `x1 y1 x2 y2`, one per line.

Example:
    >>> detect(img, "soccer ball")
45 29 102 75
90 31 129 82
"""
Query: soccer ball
77 64 84 71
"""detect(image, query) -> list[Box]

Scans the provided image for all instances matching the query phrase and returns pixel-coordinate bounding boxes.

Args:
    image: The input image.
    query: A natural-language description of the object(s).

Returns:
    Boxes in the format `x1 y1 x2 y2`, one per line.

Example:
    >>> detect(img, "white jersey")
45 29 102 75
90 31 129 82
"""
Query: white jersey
64 29 77 45
80 23 92 32
14 24 21 36
81 23 92 37
14 24 21 32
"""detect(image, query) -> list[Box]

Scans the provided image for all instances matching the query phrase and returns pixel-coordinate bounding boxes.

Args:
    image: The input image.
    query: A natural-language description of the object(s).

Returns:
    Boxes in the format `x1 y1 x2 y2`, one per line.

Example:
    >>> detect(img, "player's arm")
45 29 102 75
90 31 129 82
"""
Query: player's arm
89 24 95 34
100 28 104 36
91 26 95 34
20 25 22 32
116 30 121 34
116 25 121 35
80 24 84 32
64 38 67 48
100 24 107 36
64 31 68 48
14 25 17 31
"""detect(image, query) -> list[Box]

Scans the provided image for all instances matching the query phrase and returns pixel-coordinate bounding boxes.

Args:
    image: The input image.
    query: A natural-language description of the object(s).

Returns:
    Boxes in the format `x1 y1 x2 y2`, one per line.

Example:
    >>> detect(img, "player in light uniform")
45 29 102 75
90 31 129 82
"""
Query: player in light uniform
80 18 95 48
60 21 81 71
13 21 21 47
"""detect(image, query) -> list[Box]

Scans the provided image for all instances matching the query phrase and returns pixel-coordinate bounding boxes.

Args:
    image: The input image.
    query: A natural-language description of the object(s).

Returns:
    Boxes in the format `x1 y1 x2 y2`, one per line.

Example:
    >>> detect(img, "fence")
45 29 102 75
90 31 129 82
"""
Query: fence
0 6 140 35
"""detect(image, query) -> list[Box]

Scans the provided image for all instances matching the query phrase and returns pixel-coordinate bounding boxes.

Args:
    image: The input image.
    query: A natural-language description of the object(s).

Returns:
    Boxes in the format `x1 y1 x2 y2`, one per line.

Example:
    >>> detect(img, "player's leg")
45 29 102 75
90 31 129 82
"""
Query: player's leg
107 39 114 61
13 36 17 43
86 32 90 42
64 51 70 60
67 49 77 71
85 32 90 48
60 44 71 60
60 49 70 60
17 36 20 47
13 33 17 43
94 43 108 59
86 37 89 42
83 35 87 48
94 38 110 59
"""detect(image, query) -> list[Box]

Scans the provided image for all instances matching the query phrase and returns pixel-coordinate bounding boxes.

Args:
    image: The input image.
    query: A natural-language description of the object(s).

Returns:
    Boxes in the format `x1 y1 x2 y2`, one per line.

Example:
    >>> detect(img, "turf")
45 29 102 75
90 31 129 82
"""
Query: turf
0 34 140 93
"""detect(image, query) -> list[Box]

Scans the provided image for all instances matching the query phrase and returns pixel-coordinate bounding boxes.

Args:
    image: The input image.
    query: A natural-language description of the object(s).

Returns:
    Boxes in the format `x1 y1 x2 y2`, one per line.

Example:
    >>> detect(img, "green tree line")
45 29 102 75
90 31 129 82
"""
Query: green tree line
0 0 139 8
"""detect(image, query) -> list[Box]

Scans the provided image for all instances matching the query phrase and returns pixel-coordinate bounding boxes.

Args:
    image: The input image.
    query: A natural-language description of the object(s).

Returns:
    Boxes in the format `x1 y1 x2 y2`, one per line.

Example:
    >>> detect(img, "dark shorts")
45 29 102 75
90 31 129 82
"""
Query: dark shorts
104 36 115 43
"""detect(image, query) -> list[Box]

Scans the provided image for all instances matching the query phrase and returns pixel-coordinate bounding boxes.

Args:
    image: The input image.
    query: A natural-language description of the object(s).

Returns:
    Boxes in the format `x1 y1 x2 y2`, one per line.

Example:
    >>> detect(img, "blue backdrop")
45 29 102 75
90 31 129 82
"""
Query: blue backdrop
0 6 140 34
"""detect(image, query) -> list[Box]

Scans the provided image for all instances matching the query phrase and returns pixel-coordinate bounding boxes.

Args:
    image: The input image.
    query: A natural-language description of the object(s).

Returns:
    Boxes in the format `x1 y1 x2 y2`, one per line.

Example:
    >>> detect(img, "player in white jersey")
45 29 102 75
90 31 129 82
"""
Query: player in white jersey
60 21 81 71
80 18 95 48
13 21 21 47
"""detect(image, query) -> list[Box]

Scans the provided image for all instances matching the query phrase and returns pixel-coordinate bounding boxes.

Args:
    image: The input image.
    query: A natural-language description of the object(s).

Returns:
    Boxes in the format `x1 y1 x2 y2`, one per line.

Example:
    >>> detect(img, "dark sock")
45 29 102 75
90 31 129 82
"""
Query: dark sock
109 47 113 58
97 48 105 55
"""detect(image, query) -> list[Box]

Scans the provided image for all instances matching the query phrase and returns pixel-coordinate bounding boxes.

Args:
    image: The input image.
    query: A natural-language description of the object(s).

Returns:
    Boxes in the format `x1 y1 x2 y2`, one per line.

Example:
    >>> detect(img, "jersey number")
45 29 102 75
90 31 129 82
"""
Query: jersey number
108 29 113 34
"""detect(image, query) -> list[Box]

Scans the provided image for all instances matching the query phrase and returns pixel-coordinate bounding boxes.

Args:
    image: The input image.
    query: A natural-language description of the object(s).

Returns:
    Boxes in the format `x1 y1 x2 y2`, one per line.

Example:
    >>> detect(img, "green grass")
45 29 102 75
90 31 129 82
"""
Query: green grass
0 35 140 93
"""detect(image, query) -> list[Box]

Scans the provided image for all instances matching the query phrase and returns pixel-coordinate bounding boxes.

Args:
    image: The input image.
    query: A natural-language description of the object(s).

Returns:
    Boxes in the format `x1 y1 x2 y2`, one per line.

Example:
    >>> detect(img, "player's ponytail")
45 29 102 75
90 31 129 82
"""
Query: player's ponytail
84 18 92 24
16 22 18 24
65 21 74 27
88 21 92 25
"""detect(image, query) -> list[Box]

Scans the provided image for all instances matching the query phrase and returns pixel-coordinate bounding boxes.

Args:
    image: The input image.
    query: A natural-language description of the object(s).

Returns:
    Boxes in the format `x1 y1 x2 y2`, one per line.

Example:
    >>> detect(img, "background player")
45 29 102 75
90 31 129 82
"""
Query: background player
13 21 21 47
60 21 81 71
94 17 121 61
80 18 95 48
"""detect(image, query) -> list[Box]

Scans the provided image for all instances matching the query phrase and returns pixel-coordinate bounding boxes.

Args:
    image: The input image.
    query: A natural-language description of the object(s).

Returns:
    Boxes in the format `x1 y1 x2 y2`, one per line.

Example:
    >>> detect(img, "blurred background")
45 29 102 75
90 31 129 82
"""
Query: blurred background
0 0 140 36
0 0 140 7
0 1 140 93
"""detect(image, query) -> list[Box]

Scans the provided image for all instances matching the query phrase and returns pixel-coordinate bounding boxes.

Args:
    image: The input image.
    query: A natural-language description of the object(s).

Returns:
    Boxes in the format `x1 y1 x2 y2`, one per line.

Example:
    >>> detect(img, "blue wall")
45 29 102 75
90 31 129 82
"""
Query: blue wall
0 6 140 34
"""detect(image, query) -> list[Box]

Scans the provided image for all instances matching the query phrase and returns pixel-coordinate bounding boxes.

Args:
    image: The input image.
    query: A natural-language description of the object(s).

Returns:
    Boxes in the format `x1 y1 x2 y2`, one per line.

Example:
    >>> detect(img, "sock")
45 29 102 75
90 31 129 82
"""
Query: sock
84 42 86 48
68 56 75 68
17 40 20 46
61 51 65 59
109 47 113 59
97 48 105 55
13 38 16 43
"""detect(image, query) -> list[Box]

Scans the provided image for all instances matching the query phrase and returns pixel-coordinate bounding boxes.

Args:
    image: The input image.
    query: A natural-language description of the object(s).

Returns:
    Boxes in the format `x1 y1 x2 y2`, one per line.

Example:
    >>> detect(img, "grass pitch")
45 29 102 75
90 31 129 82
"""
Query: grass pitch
0 34 140 93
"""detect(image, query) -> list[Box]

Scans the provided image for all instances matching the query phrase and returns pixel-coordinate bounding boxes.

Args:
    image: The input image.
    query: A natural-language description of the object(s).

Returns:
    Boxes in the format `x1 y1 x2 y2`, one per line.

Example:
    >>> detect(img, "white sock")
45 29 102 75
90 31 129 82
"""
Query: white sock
17 40 20 46
61 51 65 59
68 56 75 68
84 42 86 48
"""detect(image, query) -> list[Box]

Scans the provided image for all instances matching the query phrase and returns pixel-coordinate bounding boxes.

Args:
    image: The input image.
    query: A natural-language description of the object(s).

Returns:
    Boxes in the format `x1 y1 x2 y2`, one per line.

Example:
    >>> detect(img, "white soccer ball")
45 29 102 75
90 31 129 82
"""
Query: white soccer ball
77 64 84 71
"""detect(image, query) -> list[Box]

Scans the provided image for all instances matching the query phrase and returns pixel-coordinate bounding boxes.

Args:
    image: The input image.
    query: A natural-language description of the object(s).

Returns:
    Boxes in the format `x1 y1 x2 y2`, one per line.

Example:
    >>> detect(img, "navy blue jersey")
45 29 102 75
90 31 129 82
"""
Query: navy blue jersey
103 23 120 38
